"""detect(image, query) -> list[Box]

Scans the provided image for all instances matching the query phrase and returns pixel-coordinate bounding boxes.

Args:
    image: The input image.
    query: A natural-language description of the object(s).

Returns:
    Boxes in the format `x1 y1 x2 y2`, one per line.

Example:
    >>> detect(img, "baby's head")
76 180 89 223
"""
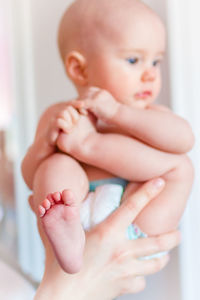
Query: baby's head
58 0 166 107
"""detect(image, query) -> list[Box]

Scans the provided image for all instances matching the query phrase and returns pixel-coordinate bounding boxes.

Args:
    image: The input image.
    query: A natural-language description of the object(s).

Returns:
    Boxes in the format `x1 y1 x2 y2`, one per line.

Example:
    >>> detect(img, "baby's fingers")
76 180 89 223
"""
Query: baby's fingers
59 106 80 123
56 106 81 133
79 108 88 115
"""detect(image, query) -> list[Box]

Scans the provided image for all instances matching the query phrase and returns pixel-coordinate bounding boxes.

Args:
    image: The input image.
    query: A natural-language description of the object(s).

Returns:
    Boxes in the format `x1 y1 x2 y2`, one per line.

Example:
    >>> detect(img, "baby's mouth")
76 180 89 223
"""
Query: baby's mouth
134 91 152 100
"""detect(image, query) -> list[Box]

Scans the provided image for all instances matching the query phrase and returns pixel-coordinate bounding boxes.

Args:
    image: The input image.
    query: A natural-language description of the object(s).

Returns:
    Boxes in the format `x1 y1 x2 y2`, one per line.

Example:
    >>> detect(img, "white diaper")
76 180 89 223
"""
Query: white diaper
80 183 167 260
81 184 123 230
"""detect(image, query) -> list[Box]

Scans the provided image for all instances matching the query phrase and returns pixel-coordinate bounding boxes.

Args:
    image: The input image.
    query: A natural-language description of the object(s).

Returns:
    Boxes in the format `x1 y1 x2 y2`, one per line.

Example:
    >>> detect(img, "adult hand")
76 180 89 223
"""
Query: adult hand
35 178 180 300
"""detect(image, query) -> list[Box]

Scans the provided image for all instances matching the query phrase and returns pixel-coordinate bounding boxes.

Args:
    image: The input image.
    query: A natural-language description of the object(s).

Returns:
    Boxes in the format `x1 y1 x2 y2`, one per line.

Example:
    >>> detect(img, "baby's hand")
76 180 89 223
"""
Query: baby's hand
46 105 81 146
71 87 120 122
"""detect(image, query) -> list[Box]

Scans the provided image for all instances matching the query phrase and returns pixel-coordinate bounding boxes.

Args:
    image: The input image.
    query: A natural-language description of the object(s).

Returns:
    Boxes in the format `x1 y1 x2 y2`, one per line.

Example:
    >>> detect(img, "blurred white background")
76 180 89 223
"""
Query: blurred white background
1 0 200 299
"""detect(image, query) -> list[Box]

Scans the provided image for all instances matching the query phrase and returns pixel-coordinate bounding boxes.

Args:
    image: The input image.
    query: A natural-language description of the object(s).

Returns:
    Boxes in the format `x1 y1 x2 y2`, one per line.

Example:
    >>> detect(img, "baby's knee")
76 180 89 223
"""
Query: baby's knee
165 155 194 184
176 155 194 182
33 153 89 202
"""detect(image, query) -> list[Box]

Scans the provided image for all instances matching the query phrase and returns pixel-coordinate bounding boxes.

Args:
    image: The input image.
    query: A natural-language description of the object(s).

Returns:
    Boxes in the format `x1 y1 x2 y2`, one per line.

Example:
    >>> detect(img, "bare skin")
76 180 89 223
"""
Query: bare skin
22 0 194 274
39 189 85 273
34 180 181 300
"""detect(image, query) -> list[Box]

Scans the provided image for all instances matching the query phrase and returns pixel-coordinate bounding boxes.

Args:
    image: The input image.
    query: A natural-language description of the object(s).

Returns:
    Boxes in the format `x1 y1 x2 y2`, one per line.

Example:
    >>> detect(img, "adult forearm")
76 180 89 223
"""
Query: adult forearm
108 104 194 153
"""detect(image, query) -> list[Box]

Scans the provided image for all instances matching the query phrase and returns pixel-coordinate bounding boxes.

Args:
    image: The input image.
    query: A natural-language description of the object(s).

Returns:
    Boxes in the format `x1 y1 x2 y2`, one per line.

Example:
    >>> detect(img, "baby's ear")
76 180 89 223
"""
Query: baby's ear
65 51 88 86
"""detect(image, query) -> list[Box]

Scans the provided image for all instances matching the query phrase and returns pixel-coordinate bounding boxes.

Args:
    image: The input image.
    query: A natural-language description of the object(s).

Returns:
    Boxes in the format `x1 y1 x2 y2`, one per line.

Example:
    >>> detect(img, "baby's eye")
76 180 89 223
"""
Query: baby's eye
152 59 161 67
126 57 139 65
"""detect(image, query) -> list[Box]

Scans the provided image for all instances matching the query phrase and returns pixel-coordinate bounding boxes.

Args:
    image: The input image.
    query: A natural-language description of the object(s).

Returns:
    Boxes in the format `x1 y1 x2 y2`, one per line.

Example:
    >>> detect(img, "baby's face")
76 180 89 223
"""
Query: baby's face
85 9 166 108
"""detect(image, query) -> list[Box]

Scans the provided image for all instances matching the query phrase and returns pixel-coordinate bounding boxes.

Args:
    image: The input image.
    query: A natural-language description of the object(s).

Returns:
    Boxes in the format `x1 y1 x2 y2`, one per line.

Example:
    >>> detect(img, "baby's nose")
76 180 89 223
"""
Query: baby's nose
141 68 156 82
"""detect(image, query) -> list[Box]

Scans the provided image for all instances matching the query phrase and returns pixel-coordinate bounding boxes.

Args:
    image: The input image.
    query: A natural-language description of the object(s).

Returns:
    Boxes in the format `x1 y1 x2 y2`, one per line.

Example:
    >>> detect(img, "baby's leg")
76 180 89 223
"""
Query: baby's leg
57 117 193 237
134 155 194 236
32 153 89 274
121 155 193 236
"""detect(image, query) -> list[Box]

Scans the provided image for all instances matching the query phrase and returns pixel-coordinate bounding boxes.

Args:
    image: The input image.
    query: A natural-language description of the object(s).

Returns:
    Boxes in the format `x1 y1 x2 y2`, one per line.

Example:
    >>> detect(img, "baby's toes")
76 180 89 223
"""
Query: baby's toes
52 191 62 203
38 198 51 217
62 189 76 206
38 205 46 217
67 106 80 123
43 198 52 210
56 118 72 134
47 193 56 205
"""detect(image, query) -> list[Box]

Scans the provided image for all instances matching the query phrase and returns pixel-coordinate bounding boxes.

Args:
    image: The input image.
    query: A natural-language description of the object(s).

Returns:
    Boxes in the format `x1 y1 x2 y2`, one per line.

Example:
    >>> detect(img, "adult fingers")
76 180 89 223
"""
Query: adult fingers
118 254 169 282
129 230 181 258
103 178 165 233
118 230 180 265
119 276 146 295
133 254 170 276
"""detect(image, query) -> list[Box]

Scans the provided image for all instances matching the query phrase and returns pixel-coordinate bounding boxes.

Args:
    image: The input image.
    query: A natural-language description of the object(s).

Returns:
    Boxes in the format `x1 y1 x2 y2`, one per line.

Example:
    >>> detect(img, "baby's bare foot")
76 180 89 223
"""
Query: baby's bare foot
39 190 85 274
57 114 96 155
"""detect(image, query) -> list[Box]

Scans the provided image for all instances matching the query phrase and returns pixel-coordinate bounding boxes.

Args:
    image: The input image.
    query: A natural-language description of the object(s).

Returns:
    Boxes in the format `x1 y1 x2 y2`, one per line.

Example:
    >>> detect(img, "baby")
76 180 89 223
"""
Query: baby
22 0 194 274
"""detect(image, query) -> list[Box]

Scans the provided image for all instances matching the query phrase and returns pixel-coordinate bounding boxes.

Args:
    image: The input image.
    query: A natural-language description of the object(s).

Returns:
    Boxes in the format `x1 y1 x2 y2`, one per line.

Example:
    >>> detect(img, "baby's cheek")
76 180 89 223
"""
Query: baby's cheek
156 75 162 93
152 80 161 101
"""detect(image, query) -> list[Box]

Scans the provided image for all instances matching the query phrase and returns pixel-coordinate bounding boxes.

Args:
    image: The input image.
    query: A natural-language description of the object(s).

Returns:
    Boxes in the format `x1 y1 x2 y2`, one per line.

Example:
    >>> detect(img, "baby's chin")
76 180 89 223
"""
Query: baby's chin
126 100 152 109
132 95 157 108
116 95 156 109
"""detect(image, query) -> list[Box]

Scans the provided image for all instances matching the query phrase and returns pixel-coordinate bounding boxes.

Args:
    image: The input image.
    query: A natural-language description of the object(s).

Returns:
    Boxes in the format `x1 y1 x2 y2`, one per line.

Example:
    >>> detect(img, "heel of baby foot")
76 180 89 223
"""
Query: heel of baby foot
60 256 84 274
58 233 85 274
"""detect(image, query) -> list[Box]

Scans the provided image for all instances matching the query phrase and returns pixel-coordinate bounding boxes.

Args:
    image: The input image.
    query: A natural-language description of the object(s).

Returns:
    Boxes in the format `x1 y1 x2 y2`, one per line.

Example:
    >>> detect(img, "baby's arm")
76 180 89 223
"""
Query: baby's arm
74 88 194 154
21 102 80 189
110 104 194 153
